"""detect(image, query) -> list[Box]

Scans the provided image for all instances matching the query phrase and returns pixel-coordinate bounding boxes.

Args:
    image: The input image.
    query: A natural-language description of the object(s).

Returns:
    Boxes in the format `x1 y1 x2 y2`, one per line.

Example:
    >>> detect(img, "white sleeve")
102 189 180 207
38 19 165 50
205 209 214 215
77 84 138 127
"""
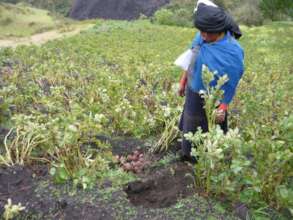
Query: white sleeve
174 49 194 71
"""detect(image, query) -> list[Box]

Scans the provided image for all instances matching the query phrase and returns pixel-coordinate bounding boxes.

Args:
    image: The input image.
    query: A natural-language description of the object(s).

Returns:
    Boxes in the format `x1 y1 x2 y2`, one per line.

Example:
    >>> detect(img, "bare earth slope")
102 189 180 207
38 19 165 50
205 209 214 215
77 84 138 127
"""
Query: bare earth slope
70 0 169 20
0 24 94 48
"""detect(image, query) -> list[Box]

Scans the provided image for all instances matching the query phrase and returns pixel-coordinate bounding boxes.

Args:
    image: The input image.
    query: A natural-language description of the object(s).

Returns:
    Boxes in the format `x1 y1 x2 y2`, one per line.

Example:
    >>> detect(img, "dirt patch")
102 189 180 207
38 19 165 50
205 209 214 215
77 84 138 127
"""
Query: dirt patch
0 136 251 219
110 137 146 156
0 163 245 219
70 0 170 20
62 202 114 220
93 134 148 156
0 165 47 214
0 24 94 48
105 134 181 157
0 165 115 219
124 162 195 208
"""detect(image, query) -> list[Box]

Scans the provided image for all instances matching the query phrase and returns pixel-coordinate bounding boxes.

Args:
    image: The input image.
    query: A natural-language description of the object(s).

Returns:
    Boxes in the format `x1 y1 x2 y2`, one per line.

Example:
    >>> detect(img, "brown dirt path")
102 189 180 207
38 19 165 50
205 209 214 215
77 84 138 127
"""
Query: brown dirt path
0 24 94 48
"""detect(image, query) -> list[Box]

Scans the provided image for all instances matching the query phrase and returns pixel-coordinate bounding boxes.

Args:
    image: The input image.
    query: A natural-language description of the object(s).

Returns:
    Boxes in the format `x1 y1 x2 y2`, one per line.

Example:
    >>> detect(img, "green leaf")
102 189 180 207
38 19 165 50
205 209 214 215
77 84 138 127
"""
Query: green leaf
279 187 289 199
49 167 56 176
214 203 226 214
58 167 69 181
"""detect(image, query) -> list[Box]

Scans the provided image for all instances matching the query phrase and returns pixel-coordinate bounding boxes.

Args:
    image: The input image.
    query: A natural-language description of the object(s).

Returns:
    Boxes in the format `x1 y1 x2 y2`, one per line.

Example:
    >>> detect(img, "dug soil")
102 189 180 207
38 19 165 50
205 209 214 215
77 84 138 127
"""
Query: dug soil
125 162 195 208
0 137 241 220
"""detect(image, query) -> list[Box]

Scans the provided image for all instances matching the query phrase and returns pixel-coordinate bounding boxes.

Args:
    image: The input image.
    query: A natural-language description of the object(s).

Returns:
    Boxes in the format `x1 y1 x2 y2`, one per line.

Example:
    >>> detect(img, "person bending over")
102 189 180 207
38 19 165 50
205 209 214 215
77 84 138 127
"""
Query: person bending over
178 0 244 164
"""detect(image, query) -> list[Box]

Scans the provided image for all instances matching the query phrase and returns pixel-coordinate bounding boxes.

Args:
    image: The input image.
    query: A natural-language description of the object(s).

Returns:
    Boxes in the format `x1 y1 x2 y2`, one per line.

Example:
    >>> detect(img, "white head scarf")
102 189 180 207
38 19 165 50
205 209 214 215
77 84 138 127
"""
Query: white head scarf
194 0 218 13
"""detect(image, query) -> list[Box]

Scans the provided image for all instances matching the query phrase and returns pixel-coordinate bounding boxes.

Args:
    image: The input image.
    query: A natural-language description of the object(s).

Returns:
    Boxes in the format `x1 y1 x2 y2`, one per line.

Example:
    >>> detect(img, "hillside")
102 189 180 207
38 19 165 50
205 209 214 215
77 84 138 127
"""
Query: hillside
0 3 65 39
1 0 74 16
70 0 170 20
0 23 95 48
1 0 170 19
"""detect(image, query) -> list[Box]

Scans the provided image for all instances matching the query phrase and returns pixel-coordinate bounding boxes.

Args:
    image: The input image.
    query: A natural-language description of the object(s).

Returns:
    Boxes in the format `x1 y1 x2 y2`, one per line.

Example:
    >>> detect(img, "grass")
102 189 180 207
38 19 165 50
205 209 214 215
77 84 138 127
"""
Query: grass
0 2 70 39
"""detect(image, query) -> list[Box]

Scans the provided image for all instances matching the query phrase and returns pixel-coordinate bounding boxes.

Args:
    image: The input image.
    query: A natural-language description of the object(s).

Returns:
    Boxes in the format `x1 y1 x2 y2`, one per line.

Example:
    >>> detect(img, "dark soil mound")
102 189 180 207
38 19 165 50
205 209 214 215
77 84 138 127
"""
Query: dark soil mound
124 162 195 208
70 0 170 20
0 166 34 209
110 136 146 156
0 164 245 219
0 165 114 219
0 165 47 216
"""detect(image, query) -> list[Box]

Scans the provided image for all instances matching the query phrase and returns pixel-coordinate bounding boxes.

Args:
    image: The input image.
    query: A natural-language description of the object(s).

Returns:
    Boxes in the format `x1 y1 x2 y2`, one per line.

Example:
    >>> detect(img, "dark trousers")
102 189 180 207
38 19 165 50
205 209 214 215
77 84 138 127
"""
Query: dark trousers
178 87 228 156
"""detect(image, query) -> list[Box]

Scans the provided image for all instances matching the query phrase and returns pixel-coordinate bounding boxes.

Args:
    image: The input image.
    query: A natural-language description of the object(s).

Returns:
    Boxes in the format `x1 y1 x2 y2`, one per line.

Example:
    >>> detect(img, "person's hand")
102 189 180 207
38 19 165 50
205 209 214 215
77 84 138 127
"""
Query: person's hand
178 84 185 97
215 104 228 124
178 72 187 97
215 109 226 123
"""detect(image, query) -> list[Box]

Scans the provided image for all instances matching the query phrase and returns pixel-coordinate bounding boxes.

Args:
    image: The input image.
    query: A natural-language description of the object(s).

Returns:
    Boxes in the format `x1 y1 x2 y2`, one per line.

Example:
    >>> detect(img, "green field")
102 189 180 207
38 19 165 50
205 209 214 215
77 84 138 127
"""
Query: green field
0 20 292 219
0 3 67 39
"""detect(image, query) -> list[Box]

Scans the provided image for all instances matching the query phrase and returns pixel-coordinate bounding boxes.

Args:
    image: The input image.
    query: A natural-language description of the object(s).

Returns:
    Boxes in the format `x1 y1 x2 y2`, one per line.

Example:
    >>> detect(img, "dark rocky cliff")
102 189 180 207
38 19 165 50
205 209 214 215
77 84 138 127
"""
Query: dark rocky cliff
70 0 170 20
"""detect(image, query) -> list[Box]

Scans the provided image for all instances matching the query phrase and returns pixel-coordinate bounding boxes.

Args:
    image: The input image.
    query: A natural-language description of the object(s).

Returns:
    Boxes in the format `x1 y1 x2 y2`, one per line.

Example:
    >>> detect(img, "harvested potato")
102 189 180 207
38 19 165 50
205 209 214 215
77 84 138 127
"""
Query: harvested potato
123 162 132 171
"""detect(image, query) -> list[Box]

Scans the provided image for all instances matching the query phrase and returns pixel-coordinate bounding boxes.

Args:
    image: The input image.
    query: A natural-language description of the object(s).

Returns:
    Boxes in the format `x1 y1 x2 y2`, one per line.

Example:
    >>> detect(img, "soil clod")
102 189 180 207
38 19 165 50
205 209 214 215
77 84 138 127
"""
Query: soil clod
124 163 195 208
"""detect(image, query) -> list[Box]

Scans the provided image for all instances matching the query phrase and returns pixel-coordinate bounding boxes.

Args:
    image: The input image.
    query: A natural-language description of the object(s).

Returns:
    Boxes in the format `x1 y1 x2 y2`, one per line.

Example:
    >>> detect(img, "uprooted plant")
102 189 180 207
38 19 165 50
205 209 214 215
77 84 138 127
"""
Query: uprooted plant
150 107 181 153
0 115 47 166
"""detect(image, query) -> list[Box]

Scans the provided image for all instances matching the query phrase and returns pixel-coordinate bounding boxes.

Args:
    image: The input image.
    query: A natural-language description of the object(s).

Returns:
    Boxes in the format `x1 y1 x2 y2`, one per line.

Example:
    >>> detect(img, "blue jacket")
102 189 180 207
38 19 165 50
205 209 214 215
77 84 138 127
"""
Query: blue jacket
190 32 244 104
